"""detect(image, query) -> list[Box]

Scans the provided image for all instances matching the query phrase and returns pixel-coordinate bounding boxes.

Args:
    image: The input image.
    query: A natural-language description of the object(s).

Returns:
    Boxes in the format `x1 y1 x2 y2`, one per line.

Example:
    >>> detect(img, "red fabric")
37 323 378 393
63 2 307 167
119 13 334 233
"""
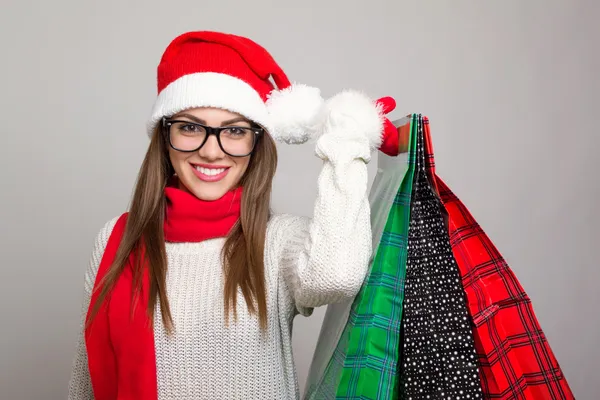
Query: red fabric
422 117 574 399
85 186 242 400
157 31 291 99
164 186 242 242
379 118 400 156
375 96 400 156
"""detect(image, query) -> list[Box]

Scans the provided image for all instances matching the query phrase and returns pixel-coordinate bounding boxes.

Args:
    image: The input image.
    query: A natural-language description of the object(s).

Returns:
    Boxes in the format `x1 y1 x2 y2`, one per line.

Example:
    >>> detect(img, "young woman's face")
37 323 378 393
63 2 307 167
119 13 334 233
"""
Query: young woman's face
167 107 252 201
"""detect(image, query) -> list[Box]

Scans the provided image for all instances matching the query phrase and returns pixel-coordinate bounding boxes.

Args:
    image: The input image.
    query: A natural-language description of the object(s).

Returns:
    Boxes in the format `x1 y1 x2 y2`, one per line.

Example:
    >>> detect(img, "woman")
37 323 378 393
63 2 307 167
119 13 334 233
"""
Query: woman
67 31 402 400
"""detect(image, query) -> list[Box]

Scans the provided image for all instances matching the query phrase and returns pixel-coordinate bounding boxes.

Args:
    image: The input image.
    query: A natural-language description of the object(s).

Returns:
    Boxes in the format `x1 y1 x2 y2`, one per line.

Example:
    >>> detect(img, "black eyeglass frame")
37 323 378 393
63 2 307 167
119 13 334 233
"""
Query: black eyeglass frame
162 117 263 157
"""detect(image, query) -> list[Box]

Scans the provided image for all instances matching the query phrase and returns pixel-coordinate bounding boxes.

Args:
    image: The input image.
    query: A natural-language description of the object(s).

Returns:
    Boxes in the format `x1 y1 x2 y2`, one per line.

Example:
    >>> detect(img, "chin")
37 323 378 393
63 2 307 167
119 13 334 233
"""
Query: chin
193 189 227 201
181 178 231 201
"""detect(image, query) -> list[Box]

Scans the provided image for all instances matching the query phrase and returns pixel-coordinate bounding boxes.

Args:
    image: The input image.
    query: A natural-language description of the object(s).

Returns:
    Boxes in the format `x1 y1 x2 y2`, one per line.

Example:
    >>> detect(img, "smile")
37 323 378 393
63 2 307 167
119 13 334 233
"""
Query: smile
191 164 230 182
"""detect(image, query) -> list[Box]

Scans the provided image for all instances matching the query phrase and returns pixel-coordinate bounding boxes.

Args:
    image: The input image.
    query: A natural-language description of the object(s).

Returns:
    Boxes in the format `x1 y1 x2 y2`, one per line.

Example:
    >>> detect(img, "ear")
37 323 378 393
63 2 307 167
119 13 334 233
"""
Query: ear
266 84 324 145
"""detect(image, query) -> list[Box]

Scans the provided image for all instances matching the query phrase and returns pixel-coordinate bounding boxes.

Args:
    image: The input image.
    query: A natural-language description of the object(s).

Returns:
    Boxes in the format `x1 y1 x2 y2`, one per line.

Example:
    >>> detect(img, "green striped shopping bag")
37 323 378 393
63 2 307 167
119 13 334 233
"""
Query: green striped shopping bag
304 114 418 400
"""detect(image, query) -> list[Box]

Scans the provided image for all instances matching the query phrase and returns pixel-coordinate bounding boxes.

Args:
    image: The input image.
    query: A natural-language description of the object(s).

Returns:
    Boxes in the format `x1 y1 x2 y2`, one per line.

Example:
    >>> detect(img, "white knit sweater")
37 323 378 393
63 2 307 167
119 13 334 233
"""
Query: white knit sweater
67 91 381 400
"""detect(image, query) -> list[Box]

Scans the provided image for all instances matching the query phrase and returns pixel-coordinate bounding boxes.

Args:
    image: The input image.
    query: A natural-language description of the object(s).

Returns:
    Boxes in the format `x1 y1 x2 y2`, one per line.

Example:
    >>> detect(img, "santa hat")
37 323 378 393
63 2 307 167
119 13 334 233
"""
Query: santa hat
147 31 324 144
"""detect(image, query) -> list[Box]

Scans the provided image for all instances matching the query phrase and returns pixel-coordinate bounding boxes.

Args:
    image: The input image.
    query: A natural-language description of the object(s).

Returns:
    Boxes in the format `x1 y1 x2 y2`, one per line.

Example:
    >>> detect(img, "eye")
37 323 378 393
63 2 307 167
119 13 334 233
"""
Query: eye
223 127 249 136
181 124 200 132
175 123 204 135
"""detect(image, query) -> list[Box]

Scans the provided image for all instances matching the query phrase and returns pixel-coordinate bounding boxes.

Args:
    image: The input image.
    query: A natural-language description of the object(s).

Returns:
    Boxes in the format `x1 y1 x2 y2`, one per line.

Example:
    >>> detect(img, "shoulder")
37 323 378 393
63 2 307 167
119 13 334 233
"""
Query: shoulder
83 214 124 293
266 213 310 247
265 213 311 271
92 215 122 251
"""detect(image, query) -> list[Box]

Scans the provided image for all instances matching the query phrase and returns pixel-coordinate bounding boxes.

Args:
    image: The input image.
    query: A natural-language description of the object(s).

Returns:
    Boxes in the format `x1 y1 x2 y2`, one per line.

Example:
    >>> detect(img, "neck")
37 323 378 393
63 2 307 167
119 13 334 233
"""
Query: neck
163 184 242 243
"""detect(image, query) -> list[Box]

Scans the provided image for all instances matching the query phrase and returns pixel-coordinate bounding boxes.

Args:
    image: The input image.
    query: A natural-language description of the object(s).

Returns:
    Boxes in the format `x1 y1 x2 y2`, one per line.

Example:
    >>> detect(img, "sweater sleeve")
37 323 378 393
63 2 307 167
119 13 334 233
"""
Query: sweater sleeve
67 217 118 400
277 90 385 314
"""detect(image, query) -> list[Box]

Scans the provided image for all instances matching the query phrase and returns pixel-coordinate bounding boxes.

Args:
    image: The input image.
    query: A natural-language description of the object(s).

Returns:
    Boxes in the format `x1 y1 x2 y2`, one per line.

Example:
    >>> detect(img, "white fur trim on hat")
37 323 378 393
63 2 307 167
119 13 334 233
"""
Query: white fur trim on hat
147 72 272 135
147 73 325 146
320 90 385 149
266 84 324 144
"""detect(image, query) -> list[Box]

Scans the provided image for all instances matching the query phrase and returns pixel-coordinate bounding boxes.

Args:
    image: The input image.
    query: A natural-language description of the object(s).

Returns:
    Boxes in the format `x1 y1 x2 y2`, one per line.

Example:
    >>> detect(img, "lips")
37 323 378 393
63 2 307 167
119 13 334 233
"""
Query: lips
190 163 230 182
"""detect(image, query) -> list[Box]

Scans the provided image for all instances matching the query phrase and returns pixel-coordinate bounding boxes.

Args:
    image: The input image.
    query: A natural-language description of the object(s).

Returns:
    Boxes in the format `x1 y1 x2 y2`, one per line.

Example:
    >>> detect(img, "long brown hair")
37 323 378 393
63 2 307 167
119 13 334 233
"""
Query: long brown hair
86 123 278 333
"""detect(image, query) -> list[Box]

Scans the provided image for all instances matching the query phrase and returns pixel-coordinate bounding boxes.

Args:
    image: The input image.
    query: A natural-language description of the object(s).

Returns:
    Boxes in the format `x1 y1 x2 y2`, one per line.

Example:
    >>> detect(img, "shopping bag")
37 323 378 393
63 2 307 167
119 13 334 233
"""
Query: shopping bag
422 117 575 399
397 115 483 399
304 115 417 400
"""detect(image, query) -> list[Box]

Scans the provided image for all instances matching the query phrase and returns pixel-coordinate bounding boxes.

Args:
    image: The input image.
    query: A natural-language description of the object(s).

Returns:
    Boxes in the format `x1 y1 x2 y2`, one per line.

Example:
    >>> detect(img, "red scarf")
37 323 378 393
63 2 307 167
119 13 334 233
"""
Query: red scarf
84 186 242 400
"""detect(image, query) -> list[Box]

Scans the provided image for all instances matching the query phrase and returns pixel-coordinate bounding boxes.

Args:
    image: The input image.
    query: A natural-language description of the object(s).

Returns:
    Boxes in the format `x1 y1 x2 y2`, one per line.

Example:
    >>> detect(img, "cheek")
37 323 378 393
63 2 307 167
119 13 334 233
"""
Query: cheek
230 157 251 184
168 149 187 174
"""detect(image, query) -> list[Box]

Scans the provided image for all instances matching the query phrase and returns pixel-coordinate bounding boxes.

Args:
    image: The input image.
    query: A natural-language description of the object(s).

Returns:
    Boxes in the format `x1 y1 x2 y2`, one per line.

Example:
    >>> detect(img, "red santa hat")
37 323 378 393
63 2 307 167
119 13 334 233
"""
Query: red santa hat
147 31 325 144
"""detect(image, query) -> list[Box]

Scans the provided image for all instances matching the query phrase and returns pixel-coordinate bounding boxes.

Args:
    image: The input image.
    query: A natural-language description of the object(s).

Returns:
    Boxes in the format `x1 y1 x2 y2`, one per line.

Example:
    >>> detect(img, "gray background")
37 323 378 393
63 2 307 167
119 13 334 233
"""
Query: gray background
1 0 598 399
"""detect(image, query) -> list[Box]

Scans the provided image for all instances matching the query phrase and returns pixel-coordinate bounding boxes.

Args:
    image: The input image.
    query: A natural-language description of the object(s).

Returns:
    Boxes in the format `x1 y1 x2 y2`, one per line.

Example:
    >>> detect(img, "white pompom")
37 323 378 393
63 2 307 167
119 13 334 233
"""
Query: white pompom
266 84 325 144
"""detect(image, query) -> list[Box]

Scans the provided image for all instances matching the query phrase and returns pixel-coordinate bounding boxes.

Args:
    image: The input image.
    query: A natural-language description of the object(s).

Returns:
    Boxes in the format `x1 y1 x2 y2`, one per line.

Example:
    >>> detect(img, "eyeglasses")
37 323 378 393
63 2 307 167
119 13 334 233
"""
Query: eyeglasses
162 117 263 157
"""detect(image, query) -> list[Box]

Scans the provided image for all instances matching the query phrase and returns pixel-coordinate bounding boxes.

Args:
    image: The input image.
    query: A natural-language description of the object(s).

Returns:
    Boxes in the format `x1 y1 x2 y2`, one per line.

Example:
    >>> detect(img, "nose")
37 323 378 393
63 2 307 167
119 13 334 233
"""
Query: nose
198 135 225 160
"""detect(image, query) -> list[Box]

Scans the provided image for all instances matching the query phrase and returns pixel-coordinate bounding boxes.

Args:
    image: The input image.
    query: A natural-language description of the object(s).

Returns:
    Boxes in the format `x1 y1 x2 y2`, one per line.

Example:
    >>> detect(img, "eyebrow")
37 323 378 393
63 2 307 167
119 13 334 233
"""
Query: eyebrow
174 113 206 124
221 117 251 126
173 113 251 127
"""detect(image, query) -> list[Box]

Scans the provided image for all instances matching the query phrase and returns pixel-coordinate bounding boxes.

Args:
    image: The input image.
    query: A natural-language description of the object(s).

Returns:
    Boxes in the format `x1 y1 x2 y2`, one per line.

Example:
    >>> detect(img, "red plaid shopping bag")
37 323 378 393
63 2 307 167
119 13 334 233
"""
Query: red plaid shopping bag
422 117 574 399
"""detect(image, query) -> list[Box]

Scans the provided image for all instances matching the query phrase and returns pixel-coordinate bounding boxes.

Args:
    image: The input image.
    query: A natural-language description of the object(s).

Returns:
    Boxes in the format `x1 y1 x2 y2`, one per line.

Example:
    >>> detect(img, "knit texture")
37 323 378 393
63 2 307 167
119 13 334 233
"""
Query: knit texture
147 31 326 144
67 95 376 400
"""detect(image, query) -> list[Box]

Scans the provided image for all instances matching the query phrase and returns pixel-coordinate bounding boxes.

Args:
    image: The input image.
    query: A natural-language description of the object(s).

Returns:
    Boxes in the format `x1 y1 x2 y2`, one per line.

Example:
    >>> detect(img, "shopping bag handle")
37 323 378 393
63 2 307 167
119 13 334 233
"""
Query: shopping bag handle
392 115 411 155
376 97 411 156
